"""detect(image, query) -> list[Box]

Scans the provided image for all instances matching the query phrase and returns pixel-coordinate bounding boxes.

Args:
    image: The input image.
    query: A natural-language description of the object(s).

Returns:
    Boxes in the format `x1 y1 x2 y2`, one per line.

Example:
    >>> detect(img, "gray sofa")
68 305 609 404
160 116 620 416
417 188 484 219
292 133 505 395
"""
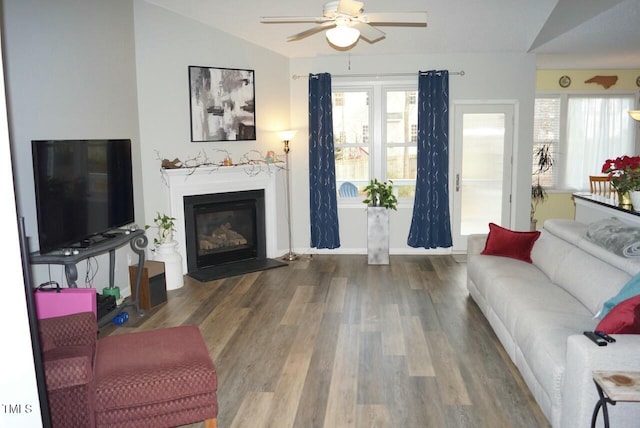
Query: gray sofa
467 219 640 428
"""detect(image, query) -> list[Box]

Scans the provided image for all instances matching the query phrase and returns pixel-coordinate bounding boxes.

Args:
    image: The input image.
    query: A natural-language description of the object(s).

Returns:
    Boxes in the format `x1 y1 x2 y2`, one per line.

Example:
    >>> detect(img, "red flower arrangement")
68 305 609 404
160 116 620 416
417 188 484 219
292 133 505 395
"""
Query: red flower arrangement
601 155 640 194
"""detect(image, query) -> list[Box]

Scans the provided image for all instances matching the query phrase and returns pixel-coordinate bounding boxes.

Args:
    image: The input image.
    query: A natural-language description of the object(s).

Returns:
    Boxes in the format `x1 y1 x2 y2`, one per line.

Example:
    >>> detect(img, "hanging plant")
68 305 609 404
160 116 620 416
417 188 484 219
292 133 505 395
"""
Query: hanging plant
531 144 553 221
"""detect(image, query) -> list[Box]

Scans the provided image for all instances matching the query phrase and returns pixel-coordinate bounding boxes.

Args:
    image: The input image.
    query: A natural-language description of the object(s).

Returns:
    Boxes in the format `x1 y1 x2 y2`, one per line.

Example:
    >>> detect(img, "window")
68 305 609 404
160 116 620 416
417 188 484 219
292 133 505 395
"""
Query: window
385 90 418 198
565 96 635 190
333 90 370 196
333 82 418 200
532 97 560 188
533 94 637 191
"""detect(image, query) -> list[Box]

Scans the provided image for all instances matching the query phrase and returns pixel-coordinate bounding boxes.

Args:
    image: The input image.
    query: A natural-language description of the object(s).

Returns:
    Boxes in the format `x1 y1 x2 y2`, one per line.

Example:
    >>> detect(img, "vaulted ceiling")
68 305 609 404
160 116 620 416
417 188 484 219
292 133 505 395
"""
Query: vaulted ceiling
145 0 640 68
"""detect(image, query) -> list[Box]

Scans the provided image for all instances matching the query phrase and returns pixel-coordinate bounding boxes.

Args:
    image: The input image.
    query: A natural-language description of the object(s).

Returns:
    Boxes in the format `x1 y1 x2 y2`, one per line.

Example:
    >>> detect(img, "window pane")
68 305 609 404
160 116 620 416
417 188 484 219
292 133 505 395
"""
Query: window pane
565 96 635 190
387 147 417 199
387 147 417 179
335 147 369 181
533 98 559 188
461 113 505 235
333 92 370 145
386 90 418 198
334 91 370 198
386 91 418 143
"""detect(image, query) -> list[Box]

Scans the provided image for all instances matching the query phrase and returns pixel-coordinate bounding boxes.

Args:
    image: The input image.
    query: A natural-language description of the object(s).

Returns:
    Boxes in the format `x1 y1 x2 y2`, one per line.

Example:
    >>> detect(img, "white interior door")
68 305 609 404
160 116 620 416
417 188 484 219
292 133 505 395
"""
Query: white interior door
452 103 514 251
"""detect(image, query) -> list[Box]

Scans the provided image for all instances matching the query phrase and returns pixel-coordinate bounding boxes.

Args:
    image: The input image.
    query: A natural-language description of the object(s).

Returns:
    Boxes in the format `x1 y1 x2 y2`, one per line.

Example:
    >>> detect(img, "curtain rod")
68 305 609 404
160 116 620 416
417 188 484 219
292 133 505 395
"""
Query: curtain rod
292 70 465 80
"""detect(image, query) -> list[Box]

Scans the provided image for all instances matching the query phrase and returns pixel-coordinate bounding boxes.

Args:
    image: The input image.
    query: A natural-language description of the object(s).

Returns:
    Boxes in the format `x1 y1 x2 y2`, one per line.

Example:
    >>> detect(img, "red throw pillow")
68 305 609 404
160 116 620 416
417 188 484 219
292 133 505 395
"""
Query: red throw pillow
481 223 541 263
595 294 640 334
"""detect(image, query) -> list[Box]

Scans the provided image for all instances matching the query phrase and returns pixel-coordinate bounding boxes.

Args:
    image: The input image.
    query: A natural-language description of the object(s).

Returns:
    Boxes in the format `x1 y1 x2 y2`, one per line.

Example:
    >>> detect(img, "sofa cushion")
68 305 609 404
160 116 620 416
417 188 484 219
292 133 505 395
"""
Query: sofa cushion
481 223 540 263
551 247 630 316
488 276 593 340
577 238 640 277
542 219 587 245
514 308 596 416
599 272 640 318
596 294 640 334
467 254 550 305
531 229 574 281
94 326 217 411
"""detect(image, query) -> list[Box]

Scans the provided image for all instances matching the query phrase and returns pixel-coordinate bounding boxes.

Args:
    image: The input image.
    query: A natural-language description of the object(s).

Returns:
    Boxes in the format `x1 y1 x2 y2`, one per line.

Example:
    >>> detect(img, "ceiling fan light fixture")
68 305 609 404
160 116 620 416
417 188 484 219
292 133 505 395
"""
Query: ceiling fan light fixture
326 25 360 47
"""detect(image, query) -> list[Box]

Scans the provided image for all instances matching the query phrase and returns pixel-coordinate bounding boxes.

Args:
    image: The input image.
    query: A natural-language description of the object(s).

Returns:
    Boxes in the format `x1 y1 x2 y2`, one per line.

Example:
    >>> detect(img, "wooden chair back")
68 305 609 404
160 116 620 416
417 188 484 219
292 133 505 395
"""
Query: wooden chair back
589 175 614 197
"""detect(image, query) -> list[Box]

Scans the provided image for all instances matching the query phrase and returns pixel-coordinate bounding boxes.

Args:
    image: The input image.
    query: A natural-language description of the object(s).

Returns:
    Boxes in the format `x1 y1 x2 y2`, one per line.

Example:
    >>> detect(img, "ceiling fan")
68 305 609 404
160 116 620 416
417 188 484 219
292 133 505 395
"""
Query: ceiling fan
260 0 427 48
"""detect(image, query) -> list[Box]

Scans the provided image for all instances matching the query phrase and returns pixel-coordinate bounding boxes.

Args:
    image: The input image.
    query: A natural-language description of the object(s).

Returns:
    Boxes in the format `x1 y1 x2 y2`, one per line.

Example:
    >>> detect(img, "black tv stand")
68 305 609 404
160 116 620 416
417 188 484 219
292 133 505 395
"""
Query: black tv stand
30 229 148 327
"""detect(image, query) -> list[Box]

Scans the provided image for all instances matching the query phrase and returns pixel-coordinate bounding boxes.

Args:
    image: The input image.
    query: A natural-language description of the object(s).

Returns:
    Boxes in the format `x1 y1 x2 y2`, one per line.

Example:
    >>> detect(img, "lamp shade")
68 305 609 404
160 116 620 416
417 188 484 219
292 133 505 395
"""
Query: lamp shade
326 25 360 48
279 130 296 141
629 110 640 122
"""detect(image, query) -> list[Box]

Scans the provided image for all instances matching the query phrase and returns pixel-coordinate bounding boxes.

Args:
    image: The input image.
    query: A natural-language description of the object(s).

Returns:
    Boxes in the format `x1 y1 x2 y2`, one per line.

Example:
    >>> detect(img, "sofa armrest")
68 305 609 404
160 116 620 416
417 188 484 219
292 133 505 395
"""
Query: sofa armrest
43 344 96 427
561 334 640 428
43 345 94 391
467 234 487 258
39 311 98 348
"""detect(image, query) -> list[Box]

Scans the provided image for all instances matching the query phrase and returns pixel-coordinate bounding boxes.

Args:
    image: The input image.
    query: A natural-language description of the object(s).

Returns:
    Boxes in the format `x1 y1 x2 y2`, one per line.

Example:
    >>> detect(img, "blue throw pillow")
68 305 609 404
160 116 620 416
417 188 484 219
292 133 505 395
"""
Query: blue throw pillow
599 271 640 319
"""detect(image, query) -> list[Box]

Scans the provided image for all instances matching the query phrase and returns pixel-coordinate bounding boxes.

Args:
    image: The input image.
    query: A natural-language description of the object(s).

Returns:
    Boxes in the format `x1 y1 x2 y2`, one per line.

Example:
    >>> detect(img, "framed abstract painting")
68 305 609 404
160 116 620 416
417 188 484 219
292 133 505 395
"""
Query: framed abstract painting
189 66 256 142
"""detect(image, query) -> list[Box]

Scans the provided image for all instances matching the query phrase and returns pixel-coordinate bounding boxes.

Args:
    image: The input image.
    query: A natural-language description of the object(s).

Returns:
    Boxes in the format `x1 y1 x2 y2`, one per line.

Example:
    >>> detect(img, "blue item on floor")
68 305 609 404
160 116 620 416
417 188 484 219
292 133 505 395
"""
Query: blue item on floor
112 311 129 326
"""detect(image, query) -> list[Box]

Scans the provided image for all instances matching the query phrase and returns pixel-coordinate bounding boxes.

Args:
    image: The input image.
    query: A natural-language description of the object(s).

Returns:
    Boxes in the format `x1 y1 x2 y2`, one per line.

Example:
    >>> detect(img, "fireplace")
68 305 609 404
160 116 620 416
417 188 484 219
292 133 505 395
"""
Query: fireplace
184 190 266 273
162 165 284 280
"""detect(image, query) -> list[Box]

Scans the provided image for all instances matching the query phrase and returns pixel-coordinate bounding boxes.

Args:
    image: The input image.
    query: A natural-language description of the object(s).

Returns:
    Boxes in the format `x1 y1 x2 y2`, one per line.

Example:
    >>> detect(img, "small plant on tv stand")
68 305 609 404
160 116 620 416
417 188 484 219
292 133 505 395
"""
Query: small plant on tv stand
145 212 176 247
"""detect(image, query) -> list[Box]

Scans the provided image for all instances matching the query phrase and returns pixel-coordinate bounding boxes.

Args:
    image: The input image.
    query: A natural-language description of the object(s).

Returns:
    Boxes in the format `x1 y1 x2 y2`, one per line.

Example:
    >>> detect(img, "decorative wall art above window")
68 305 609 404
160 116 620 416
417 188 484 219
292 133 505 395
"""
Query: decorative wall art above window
189 66 256 142
558 75 571 88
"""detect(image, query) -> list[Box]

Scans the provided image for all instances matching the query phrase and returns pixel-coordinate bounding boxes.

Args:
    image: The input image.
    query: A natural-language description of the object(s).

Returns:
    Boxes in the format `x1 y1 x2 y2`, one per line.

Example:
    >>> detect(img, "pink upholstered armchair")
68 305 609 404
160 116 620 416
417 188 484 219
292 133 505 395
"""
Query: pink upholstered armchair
38 312 218 428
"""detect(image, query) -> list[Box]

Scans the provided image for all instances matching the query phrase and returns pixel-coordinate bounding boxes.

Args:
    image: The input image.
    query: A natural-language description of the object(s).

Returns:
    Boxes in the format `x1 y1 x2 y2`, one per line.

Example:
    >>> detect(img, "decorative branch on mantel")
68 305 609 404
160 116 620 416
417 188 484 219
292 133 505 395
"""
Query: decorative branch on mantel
155 149 285 186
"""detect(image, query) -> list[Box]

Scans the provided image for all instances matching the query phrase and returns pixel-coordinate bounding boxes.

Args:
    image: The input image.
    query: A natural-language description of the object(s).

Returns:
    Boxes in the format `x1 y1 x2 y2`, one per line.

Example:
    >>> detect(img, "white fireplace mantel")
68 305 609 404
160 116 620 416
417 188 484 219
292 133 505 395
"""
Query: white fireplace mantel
162 164 283 274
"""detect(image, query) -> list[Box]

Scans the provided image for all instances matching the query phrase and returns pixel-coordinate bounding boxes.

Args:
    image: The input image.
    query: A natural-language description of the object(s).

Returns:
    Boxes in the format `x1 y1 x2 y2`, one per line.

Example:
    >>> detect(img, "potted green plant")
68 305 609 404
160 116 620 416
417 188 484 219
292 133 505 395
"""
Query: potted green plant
145 212 183 290
145 212 176 247
363 178 399 210
531 144 553 230
363 179 398 264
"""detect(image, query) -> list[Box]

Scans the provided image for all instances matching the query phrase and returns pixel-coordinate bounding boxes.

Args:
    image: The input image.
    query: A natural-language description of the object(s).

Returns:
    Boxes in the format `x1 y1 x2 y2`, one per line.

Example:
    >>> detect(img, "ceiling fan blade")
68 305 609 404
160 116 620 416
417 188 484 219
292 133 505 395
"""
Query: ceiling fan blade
363 12 428 25
352 22 385 43
287 22 336 41
337 0 364 16
261 16 330 24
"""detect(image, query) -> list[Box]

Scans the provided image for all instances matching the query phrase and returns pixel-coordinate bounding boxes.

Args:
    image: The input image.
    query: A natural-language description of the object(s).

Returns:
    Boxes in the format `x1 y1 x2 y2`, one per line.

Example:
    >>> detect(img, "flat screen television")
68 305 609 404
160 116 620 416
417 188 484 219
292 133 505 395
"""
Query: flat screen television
31 139 135 254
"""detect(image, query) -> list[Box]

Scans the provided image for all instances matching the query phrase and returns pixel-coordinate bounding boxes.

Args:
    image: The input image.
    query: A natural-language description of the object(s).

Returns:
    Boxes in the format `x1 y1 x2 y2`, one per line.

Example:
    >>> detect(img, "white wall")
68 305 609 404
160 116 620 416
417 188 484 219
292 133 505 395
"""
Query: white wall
3 0 143 293
289 53 536 255
0 24 42 426
133 1 291 259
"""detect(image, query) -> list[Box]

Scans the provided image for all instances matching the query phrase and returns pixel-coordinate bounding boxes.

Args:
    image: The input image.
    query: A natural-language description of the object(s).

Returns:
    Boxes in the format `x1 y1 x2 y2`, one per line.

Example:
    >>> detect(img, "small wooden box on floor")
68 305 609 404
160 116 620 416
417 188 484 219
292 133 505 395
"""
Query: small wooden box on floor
129 261 167 311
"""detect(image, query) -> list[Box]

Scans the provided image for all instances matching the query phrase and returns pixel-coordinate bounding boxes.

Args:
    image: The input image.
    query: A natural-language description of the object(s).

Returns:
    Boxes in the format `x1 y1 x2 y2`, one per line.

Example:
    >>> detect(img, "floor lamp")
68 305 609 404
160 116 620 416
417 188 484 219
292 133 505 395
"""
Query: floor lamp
281 130 298 261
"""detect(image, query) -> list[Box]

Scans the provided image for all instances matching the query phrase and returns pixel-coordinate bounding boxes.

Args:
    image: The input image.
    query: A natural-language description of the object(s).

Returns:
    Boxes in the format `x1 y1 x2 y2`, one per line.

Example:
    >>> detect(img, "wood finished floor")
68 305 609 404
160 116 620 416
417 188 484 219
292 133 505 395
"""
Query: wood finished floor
102 255 550 428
